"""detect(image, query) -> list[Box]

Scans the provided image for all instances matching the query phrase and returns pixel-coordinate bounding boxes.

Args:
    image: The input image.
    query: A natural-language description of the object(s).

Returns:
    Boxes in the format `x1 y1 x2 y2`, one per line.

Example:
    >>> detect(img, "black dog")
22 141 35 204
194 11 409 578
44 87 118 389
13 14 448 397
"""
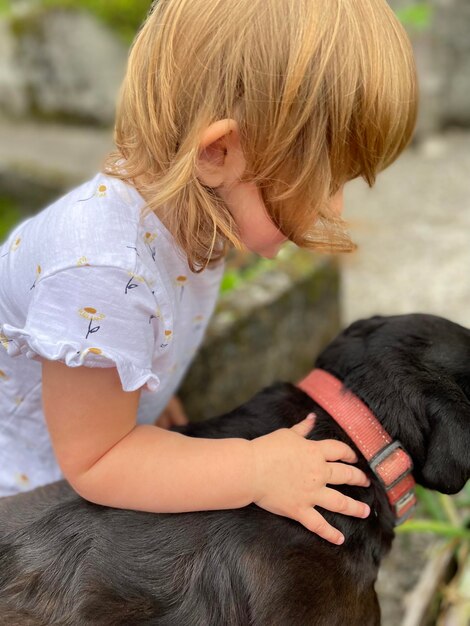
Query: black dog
0 314 469 625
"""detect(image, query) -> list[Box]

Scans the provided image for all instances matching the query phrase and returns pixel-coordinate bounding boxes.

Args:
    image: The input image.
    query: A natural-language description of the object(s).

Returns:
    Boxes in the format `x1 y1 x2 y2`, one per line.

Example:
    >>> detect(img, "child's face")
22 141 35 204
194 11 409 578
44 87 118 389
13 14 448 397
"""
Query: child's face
196 119 344 258
218 181 344 259
216 180 288 258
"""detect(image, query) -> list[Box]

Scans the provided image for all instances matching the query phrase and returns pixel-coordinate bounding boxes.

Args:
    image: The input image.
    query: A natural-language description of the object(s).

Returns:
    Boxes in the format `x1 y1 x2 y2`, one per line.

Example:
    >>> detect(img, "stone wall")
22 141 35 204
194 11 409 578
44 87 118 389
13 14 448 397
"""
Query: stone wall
180 251 340 420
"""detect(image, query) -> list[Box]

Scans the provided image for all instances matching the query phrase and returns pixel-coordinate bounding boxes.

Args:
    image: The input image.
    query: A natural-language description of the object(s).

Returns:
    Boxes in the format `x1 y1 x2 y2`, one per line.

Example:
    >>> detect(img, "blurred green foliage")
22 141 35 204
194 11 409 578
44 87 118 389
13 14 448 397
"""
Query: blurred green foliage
0 0 151 41
220 258 273 294
40 0 151 41
0 198 22 243
398 485 470 540
0 1 433 39
398 485 470 621
396 2 433 31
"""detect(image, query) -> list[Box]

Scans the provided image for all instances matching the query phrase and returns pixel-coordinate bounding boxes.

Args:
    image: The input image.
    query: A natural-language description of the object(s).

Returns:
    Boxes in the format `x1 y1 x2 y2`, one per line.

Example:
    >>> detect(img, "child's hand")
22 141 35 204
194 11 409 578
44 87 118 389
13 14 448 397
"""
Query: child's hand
154 395 189 429
250 414 371 545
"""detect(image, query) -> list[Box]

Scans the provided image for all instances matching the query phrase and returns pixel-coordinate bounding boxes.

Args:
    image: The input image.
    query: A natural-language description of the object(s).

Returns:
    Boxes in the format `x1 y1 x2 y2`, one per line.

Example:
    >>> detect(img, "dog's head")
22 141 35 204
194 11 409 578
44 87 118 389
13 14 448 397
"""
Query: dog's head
315 314 470 494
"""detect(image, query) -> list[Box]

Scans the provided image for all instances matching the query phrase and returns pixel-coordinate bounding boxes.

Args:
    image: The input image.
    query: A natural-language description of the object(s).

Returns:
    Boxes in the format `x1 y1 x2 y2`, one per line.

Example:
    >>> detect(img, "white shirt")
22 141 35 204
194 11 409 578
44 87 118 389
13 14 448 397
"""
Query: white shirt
0 173 224 496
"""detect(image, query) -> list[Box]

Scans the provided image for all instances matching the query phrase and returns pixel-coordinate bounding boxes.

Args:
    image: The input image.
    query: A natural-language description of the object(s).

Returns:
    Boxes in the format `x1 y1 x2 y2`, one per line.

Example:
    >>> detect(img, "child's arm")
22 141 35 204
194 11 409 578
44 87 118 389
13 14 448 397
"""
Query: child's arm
42 360 370 544
42 360 255 511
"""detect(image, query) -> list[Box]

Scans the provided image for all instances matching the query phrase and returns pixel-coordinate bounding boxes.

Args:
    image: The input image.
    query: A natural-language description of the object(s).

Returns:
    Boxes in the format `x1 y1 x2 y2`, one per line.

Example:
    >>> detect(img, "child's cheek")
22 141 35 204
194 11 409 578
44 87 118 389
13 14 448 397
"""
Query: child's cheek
233 182 287 251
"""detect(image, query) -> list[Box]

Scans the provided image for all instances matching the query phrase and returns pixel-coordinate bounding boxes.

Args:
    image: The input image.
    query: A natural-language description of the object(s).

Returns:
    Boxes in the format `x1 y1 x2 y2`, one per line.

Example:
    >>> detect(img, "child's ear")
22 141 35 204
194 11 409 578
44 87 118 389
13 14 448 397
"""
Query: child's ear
195 119 246 188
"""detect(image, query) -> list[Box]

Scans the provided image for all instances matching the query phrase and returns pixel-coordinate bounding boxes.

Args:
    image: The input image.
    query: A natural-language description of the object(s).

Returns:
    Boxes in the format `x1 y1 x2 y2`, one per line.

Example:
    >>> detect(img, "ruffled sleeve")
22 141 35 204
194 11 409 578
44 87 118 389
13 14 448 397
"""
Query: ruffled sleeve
1 265 161 393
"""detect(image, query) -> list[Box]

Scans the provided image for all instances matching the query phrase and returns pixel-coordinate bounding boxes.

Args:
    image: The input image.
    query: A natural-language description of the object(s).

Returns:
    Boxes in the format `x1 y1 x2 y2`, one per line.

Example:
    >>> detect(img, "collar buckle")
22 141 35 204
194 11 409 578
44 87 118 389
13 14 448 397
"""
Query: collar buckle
369 440 416 524
394 491 417 525
369 440 411 488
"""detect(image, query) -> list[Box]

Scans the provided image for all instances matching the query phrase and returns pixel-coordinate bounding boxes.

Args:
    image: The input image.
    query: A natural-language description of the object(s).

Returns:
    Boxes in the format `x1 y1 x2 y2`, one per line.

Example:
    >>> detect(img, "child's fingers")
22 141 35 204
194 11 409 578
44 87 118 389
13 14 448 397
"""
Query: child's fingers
316 439 358 463
155 396 189 428
167 396 189 426
290 413 316 436
155 411 170 428
296 507 345 545
314 488 370 519
327 462 370 487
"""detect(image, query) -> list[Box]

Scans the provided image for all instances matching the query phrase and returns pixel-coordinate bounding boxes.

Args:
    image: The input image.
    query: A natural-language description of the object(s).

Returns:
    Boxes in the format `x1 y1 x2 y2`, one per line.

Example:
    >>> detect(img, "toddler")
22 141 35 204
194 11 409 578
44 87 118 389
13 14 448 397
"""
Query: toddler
0 0 417 546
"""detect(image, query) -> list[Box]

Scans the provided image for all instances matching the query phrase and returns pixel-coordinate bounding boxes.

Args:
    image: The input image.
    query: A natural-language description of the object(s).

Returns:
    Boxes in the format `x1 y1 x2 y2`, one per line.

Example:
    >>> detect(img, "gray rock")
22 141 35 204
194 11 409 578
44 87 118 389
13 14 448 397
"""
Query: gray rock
390 0 470 136
0 118 114 213
433 0 470 127
0 19 28 117
1 6 127 125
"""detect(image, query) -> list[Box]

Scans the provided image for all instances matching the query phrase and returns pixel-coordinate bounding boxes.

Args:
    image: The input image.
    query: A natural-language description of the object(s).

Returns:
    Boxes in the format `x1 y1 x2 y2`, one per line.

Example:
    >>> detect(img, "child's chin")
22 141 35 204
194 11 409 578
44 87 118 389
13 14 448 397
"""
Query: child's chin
259 245 283 259
257 249 277 259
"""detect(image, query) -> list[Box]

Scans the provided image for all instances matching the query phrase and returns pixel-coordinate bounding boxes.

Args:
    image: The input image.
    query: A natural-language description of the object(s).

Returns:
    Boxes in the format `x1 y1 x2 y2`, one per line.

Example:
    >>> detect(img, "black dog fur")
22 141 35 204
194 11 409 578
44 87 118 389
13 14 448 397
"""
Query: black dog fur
0 313 469 625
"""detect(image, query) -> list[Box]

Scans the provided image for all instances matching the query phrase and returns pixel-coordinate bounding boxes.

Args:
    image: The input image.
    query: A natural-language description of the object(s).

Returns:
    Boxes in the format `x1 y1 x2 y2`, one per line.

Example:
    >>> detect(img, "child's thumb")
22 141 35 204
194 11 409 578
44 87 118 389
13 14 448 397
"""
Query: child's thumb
291 413 316 437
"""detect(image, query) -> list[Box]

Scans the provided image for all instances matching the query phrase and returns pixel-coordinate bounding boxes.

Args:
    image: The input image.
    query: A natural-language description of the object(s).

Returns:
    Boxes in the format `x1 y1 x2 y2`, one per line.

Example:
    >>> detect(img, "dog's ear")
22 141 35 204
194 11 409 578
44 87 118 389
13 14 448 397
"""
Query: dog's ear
416 383 470 494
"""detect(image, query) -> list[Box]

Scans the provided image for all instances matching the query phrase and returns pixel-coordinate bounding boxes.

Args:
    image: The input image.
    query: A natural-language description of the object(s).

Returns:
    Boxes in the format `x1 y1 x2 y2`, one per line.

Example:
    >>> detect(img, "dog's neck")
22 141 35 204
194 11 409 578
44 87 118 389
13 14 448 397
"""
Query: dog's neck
297 369 417 526
287 377 406 568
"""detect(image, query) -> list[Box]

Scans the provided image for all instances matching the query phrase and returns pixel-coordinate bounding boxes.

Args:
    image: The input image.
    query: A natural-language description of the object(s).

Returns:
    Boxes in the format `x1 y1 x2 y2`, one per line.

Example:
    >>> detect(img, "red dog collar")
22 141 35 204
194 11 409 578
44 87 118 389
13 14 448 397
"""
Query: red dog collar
297 369 416 525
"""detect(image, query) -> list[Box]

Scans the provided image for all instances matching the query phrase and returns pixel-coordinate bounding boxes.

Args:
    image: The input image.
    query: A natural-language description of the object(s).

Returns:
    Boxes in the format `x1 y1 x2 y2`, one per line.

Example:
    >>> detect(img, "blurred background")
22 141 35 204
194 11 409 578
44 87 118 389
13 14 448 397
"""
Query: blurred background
0 2 469 624
0 0 469 327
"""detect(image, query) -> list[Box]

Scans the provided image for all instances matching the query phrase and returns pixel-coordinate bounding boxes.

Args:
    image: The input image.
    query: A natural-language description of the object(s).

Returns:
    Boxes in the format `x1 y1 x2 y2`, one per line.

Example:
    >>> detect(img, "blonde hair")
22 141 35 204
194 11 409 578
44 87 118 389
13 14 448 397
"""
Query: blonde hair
104 0 418 272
